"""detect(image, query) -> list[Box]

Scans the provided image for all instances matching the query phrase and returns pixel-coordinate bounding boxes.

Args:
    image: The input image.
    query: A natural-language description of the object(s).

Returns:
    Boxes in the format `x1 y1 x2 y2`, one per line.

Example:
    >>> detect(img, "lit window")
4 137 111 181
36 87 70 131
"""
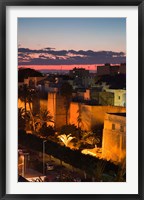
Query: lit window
112 124 115 130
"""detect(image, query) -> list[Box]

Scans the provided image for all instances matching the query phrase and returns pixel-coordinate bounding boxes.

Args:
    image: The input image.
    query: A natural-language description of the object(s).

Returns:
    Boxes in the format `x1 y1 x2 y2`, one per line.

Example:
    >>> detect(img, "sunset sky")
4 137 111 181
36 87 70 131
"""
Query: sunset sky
18 18 126 69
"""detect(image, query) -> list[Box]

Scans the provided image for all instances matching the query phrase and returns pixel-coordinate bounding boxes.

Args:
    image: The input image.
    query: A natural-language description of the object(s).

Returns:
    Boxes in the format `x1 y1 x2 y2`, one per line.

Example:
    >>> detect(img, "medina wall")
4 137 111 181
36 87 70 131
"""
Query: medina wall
102 113 126 164
69 102 126 131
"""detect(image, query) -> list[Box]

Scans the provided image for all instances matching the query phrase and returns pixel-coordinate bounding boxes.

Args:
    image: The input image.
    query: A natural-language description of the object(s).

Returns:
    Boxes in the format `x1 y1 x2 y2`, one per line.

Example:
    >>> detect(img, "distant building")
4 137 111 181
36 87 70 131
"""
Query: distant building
74 89 91 101
82 76 96 88
102 113 126 164
24 77 46 87
99 91 114 106
97 63 126 76
105 89 126 107
119 63 126 74
69 67 89 78
46 91 126 131
90 88 126 107
69 67 90 87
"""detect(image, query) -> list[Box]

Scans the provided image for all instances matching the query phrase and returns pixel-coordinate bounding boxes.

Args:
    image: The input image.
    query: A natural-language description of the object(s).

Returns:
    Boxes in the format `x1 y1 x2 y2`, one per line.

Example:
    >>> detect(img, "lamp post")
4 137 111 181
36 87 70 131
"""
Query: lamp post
19 152 29 177
43 140 47 175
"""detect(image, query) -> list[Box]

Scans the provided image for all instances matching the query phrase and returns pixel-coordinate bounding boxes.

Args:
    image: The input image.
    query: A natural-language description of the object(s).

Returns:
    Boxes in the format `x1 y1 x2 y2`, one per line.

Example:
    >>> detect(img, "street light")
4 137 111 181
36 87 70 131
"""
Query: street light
43 140 47 175
18 152 29 177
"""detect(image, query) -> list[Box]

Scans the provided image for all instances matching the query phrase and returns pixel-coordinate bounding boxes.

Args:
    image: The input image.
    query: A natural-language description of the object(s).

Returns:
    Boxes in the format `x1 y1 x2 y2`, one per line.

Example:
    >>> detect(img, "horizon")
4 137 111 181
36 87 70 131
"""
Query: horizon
18 63 124 72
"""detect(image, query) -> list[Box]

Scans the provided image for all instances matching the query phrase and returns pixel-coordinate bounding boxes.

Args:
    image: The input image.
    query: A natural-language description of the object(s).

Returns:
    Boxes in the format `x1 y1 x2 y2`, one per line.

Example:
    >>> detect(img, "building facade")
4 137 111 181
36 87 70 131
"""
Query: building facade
105 89 126 107
97 63 126 76
102 113 126 164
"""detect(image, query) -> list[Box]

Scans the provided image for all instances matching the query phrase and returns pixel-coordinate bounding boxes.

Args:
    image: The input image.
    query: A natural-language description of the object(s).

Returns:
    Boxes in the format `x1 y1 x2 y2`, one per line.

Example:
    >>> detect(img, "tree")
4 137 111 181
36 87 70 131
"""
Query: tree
19 131 118 179
115 159 126 182
18 107 25 130
39 125 55 138
18 84 39 132
60 82 72 125
35 109 54 132
18 84 28 121
60 124 77 135
18 68 43 82
39 109 53 125
77 103 82 129
58 134 75 147
93 160 106 181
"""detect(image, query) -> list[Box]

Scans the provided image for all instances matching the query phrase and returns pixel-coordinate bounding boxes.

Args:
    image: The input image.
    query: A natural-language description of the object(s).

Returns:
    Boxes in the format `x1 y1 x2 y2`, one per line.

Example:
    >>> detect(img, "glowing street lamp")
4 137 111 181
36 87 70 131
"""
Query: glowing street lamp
18 151 29 177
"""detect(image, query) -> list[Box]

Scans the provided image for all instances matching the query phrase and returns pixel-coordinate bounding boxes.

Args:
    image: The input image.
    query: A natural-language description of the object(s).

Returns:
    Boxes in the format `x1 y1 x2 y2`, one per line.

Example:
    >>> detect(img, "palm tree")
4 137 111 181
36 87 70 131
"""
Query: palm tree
18 84 28 121
18 107 25 130
39 109 53 125
91 160 106 182
115 159 126 182
18 84 38 132
35 109 54 133
77 103 82 129
58 134 75 147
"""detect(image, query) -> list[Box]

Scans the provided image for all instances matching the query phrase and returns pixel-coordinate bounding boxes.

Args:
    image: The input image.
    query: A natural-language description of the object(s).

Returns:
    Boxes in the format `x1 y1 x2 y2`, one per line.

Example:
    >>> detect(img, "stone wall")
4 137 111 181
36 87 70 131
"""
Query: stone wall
70 102 126 131
102 113 126 164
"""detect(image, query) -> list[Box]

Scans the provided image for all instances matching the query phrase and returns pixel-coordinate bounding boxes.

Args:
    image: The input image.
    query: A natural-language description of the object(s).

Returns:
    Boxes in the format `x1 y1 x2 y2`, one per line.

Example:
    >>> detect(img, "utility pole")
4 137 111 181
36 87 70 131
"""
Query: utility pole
43 140 47 175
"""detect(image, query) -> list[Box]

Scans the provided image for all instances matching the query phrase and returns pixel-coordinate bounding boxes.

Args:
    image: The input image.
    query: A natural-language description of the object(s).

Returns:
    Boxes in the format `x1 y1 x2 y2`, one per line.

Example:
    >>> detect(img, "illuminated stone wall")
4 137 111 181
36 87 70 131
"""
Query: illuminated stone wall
47 92 69 130
40 99 47 110
91 105 126 129
18 99 31 111
19 96 126 133
102 113 126 164
24 77 46 86
70 103 92 131
69 103 126 131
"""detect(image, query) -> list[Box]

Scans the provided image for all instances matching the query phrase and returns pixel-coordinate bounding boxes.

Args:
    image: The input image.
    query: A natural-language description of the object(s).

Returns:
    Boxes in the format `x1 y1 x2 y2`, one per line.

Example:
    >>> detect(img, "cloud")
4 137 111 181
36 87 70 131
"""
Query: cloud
44 47 56 50
18 47 126 65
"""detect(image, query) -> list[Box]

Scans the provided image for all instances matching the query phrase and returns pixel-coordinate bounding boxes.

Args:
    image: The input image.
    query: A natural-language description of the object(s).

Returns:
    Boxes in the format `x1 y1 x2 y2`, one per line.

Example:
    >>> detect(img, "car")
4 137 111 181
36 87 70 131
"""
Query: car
46 163 54 171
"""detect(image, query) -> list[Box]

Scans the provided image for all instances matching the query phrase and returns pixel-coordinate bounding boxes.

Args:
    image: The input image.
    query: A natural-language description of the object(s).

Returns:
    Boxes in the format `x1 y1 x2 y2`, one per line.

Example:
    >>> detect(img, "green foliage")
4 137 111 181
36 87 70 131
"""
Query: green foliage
35 109 54 133
39 125 55 137
91 124 104 147
60 124 76 135
18 68 43 82
39 109 53 123
58 134 75 147
18 131 118 178
18 107 25 130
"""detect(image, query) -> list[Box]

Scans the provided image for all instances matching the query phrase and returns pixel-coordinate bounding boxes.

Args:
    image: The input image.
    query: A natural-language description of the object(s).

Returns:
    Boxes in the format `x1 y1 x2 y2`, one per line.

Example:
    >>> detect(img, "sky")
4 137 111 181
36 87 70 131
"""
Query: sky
18 18 126 67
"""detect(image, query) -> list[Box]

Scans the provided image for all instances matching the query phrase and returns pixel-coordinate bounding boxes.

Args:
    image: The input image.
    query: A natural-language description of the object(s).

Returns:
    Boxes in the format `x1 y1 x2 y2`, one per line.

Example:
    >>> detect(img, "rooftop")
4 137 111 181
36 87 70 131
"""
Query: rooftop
107 112 126 117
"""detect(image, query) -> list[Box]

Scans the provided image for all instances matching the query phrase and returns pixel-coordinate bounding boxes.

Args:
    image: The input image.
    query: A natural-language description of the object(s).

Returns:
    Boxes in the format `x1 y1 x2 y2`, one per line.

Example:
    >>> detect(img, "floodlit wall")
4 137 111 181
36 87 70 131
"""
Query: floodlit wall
19 95 126 132
47 93 68 130
102 113 126 164
69 103 126 131
18 99 31 111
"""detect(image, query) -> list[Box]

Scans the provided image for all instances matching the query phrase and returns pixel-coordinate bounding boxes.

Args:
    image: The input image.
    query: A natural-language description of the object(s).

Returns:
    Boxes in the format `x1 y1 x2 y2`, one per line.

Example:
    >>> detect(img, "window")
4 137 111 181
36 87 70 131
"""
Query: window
112 123 115 130
118 96 120 99
120 125 124 132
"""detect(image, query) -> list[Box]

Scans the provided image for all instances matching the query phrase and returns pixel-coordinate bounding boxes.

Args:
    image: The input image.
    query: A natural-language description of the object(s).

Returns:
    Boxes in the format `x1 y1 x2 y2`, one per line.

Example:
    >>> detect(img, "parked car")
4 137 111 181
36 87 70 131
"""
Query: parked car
46 163 54 171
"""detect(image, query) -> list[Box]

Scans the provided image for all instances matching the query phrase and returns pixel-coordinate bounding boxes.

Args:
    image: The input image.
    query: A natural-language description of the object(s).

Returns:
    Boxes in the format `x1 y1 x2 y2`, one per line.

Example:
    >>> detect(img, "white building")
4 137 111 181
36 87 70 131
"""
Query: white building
105 89 126 107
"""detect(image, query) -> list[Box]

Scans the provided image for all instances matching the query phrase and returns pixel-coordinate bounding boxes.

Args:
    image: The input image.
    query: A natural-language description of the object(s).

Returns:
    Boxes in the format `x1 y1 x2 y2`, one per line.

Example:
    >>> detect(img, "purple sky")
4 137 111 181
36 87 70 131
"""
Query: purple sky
18 18 126 66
